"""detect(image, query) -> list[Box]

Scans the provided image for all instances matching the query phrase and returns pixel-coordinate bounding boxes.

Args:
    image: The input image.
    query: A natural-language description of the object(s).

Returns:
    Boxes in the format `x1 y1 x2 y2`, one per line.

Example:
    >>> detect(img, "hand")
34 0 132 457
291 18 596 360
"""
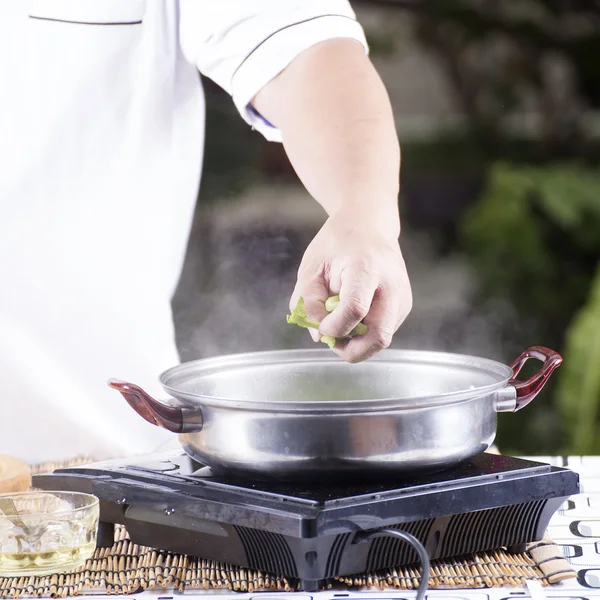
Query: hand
291 210 412 363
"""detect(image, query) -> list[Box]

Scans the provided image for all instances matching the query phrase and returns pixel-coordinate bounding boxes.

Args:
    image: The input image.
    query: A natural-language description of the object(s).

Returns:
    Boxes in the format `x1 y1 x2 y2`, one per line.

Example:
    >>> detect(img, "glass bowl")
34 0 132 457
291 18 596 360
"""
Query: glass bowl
0 491 99 577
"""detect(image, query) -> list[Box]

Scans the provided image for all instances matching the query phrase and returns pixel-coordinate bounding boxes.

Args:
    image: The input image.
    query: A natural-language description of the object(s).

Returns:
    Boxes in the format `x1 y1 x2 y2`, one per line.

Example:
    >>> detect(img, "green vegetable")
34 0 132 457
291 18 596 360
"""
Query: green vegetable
320 335 337 349
285 297 320 330
325 295 340 312
287 295 368 349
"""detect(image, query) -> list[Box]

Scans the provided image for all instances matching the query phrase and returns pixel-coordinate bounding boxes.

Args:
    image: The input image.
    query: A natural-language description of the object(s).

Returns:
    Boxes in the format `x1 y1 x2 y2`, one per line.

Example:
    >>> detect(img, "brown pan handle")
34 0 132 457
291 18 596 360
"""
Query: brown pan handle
107 379 203 434
507 346 563 411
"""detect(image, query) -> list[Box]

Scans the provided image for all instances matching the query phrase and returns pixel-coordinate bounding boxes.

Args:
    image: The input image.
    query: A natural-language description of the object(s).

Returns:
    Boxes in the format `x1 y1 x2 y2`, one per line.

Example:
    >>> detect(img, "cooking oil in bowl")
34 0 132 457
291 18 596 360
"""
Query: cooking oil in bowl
0 543 97 576
0 491 99 577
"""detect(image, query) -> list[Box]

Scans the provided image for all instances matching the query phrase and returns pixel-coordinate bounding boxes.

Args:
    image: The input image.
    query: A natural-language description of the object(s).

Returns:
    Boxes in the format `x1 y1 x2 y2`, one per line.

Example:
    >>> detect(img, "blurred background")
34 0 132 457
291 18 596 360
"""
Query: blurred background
172 1 600 458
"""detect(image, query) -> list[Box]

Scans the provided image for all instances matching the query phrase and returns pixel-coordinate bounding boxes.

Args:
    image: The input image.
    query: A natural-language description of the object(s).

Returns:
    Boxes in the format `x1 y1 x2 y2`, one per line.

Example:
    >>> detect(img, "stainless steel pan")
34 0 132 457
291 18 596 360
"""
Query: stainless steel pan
109 346 561 480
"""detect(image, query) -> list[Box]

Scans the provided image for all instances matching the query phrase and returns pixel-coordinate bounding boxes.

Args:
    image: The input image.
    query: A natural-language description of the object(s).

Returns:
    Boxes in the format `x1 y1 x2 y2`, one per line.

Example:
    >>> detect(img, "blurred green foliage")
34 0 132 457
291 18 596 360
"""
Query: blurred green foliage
556 267 600 455
461 163 600 454
401 1 600 455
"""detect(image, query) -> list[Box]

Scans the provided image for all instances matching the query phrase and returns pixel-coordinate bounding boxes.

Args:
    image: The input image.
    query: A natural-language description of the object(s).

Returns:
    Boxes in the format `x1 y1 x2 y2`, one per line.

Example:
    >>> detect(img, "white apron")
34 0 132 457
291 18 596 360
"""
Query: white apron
0 0 367 463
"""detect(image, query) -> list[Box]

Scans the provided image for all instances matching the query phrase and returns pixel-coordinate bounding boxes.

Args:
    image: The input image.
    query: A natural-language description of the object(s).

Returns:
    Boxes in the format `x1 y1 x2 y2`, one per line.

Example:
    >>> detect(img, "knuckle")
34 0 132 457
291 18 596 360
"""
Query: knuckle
347 256 377 280
344 296 370 320
372 328 394 350
354 257 375 273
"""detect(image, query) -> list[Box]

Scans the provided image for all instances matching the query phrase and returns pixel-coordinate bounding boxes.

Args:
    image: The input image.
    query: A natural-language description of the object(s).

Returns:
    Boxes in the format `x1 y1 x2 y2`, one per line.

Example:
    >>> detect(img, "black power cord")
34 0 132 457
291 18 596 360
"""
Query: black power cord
354 528 430 600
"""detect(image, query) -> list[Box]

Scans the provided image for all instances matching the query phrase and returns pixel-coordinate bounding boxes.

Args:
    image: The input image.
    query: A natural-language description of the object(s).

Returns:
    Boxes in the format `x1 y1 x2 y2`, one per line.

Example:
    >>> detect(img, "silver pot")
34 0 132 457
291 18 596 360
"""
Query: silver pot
109 346 561 480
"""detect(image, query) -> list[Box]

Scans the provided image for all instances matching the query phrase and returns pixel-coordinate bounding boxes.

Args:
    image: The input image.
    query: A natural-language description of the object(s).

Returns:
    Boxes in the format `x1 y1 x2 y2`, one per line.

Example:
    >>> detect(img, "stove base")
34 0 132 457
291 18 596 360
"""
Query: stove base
33 452 580 592
112 496 563 590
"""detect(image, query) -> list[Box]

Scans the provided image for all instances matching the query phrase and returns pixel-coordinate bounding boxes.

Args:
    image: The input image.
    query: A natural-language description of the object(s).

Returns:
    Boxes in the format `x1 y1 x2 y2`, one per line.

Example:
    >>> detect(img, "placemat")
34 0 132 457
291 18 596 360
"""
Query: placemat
0 457 576 598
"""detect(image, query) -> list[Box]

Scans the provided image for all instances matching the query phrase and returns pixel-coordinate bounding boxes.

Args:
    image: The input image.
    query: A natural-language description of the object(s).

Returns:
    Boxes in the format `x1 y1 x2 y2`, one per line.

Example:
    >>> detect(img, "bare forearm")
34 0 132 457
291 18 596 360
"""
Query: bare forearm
254 38 401 239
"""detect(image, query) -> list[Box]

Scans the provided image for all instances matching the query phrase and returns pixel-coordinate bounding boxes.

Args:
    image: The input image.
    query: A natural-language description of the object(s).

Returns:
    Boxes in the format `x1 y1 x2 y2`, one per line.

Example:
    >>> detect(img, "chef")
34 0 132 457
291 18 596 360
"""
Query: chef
0 1 412 463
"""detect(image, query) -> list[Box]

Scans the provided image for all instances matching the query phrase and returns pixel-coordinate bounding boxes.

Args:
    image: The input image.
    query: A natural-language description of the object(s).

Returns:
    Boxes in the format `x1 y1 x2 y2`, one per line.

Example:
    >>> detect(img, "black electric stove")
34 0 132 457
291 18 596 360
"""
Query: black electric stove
33 452 579 591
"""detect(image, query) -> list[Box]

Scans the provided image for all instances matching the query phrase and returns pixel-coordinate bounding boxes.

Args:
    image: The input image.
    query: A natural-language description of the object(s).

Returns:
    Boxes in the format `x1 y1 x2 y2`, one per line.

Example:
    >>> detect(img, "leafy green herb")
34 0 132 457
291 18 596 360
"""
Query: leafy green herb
320 335 337 349
287 295 368 348
285 297 320 330
325 295 340 312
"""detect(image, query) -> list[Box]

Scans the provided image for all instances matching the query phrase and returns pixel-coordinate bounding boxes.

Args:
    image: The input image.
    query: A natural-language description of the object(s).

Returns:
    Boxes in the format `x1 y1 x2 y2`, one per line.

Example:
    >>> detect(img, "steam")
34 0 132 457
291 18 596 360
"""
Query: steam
173 204 517 363
173 210 317 361
395 231 519 361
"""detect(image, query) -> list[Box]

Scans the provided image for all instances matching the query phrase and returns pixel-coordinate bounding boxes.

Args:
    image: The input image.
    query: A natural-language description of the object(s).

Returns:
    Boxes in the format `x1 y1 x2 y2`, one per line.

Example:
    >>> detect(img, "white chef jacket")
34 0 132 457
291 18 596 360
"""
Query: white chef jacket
0 1 368 464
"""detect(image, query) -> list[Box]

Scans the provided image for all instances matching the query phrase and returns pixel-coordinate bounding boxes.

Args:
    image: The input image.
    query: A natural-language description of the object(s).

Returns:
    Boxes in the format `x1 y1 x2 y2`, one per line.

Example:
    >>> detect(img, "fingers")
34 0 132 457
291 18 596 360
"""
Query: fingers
290 249 413 359
336 284 412 363
319 265 379 339
290 276 329 343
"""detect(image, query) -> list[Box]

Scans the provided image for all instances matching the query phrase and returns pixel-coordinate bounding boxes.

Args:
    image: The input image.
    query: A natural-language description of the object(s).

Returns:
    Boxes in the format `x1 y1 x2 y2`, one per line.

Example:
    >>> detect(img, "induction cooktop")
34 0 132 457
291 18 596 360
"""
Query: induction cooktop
33 451 580 591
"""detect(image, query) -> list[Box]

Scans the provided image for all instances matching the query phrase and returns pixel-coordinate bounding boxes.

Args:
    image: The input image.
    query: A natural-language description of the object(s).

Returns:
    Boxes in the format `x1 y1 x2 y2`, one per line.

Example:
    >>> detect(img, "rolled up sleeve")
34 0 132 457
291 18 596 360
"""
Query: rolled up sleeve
179 0 369 142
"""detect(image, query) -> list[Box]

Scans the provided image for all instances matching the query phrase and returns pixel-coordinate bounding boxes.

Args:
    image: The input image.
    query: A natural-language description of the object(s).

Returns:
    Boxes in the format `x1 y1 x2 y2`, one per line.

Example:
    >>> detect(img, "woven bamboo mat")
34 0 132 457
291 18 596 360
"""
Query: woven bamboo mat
0 457 576 597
